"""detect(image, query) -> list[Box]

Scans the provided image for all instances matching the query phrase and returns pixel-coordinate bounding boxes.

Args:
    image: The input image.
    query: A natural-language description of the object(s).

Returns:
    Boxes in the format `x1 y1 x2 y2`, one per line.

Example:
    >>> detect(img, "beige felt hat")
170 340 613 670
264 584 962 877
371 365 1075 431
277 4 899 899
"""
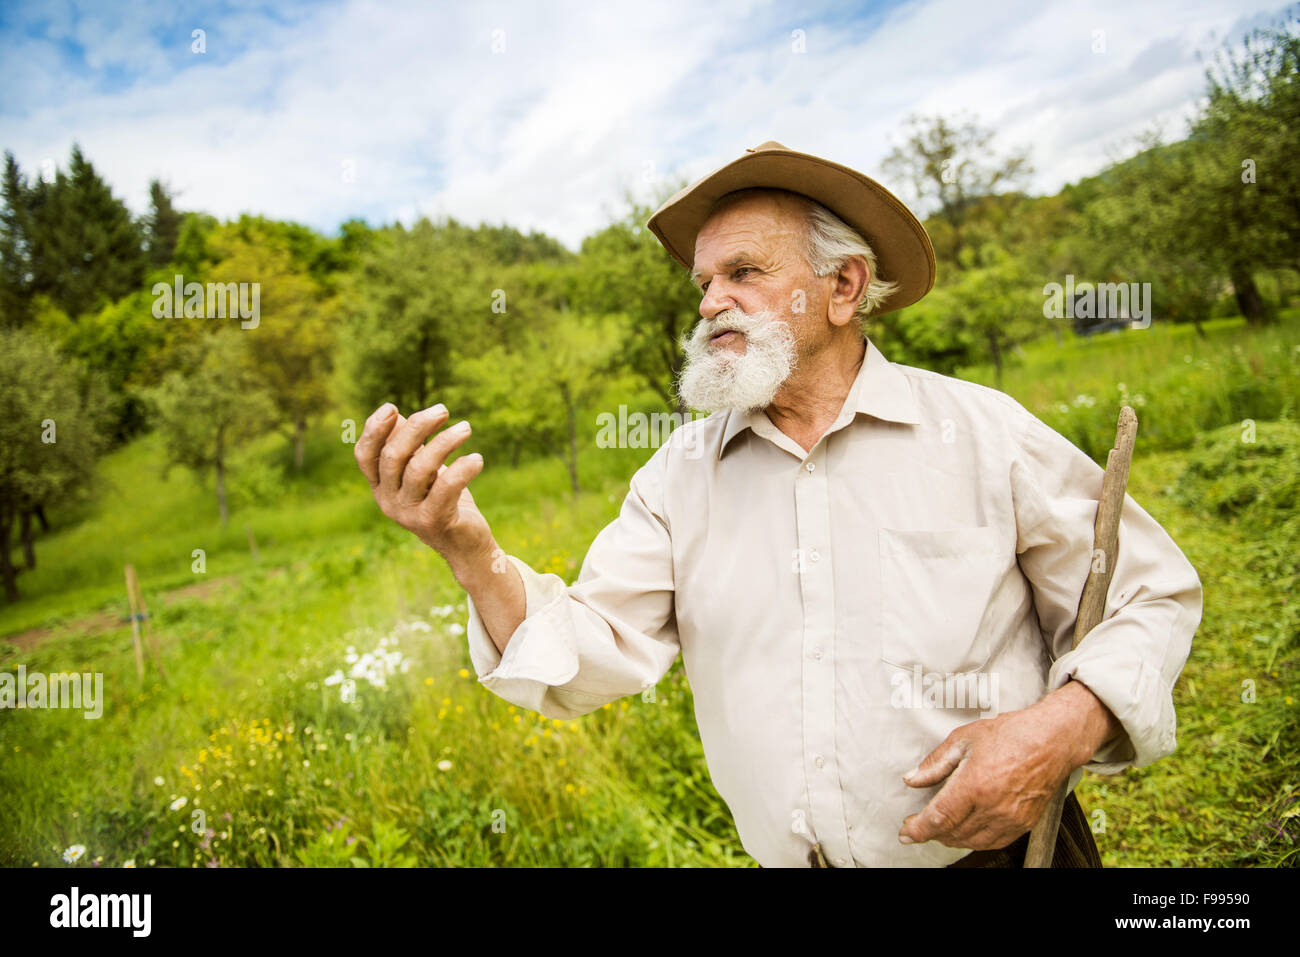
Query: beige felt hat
646 140 935 315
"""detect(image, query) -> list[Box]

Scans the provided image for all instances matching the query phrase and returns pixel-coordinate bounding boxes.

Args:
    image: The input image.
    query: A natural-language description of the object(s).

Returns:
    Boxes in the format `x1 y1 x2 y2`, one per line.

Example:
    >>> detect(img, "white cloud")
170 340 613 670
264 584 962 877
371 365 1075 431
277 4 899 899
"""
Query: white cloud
0 0 1286 246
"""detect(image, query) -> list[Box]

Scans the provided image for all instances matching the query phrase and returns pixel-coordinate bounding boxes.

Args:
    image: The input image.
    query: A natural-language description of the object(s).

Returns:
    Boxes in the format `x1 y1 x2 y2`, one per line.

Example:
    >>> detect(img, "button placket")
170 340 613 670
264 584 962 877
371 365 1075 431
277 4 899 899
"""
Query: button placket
795 447 852 867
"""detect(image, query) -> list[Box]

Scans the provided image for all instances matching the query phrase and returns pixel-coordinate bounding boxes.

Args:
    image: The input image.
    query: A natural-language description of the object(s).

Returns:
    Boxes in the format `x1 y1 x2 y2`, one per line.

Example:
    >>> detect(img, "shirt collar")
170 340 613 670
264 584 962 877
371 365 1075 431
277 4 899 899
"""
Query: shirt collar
718 337 921 459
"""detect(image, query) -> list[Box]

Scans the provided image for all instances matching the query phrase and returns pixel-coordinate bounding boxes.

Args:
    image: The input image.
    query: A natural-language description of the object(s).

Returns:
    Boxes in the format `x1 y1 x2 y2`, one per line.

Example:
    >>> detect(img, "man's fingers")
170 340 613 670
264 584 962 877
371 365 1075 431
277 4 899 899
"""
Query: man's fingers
378 404 449 495
354 403 399 488
903 735 967 789
398 419 474 505
423 451 485 520
899 777 977 845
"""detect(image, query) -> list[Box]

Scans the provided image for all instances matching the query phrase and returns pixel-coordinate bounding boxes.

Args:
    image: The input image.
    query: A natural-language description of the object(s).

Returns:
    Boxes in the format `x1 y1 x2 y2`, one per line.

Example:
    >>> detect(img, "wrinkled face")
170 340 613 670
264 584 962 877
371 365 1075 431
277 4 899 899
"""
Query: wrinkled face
676 192 823 413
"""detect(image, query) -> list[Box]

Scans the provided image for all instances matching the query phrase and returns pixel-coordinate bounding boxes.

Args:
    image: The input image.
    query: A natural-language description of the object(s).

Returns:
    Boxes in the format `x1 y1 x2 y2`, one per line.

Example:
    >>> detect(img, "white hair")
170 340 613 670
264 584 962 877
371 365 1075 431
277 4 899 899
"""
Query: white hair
707 188 900 332
800 198 900 330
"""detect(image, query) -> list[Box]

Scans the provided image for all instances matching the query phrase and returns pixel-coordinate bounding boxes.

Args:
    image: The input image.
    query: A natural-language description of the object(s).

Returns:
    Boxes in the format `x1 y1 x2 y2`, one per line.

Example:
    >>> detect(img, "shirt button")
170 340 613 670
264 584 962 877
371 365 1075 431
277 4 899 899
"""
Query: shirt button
847 824 855 832
809 550 820 562
811 647 823 660
815 755 825 769
805 462 816 472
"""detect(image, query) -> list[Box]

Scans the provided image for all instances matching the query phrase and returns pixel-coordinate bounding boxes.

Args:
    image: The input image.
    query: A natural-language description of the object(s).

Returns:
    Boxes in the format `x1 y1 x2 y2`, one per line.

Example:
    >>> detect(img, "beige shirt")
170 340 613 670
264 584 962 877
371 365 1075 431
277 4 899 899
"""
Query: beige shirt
465 338 1203 867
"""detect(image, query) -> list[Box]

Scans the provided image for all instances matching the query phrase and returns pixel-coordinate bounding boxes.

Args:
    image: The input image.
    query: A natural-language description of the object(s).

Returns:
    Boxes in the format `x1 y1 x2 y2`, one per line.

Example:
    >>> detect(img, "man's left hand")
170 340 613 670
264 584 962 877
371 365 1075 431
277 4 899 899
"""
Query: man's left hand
897 680 1120 850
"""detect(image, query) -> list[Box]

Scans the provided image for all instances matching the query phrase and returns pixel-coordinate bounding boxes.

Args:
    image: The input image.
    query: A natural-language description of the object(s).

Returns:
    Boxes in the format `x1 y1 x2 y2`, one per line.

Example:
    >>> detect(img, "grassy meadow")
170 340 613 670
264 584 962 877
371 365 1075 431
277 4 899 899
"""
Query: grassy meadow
2 311 1298 867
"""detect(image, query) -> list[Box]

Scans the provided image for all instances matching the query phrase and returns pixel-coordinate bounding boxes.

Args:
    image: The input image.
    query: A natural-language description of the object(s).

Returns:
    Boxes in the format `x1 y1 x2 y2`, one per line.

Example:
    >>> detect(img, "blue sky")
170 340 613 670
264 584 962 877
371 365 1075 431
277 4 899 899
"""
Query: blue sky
0 0 1290 248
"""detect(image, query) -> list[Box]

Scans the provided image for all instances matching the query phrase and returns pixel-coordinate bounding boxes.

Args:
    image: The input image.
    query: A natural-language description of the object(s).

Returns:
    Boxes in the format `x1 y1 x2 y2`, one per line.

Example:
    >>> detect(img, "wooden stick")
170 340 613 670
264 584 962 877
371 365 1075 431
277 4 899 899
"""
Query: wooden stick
125 564 144 683
1023 406 1138 868
134 572 167 682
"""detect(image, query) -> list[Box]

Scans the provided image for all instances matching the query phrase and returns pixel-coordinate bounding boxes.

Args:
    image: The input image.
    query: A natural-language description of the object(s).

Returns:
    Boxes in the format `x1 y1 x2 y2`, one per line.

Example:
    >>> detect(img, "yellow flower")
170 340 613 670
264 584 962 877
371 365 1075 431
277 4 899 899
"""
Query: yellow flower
578 786 587 796
524 737 537 747
513 715 521 723
424 677 434 686
565 784 575 793
441 698 451 707
458 669 470 679
557 758 566 767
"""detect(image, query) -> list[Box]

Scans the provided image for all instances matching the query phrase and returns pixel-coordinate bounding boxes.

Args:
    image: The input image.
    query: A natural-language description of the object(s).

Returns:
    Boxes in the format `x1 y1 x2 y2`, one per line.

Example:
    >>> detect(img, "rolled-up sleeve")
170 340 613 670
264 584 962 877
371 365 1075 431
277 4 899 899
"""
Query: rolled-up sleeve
464 445 680 720
1010 409 1203 772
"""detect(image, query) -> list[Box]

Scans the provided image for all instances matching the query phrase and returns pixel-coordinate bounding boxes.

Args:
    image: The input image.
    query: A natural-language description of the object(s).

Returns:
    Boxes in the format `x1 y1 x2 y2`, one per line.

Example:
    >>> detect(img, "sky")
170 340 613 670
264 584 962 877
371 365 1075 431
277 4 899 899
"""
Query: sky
0 0 1292 249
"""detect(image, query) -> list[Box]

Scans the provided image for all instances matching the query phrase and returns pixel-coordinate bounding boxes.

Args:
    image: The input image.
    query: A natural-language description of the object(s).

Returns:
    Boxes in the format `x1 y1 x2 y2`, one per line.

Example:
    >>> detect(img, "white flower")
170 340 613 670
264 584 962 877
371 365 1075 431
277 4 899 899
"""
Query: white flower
437 760 453 772
344 652 359 664
170 796 188 812
62 844 86 864
447 623 465 637
407 621 432 633
323 670 344 686
122 859 135 868
431 604 454 618
153 776 164 787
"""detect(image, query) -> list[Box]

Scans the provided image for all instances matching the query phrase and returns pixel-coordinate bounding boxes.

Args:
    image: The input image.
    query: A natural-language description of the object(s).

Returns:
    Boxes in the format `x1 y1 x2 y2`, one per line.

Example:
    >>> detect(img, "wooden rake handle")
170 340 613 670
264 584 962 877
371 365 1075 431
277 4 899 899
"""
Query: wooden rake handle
1022 406 1138 868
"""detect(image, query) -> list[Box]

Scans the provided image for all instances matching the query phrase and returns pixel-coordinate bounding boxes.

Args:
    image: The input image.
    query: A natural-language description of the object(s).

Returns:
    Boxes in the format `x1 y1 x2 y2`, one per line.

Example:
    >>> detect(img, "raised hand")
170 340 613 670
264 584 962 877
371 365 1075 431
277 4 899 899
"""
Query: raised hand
354 403 492 572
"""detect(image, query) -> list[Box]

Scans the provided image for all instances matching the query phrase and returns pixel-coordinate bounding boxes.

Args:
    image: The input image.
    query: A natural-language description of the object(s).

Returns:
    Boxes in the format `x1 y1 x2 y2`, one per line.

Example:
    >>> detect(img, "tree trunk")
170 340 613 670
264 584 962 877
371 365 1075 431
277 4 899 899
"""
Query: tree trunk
1230 267 1272 324
215 427 229 526
34 503 49 532
293 418 307 471
0 501 18 602
561 384 580 496
20 508 35 570
987 333 1004 390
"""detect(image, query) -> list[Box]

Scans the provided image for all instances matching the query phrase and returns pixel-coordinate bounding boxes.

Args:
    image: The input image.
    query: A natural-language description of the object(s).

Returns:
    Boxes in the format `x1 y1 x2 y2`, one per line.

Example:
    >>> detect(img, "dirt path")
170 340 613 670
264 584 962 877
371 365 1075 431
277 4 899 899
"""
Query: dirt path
3 574 242 653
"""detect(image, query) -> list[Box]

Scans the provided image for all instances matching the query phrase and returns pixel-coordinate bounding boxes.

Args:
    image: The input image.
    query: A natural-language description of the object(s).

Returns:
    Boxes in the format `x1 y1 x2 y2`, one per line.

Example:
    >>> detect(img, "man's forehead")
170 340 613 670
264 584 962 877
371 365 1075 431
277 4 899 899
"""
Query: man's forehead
692 195 805 276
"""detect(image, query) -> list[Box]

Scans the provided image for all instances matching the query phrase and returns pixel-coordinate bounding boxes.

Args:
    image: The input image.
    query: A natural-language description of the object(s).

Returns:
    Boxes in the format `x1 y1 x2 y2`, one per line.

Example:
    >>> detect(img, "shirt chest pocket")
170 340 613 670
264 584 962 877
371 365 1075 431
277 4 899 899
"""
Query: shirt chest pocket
878 526 1004 675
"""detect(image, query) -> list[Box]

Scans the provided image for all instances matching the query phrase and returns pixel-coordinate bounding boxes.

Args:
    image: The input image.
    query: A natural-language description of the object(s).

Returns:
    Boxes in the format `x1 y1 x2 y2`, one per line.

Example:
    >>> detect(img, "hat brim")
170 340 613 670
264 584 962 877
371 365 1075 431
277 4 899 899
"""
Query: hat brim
645 145 935 316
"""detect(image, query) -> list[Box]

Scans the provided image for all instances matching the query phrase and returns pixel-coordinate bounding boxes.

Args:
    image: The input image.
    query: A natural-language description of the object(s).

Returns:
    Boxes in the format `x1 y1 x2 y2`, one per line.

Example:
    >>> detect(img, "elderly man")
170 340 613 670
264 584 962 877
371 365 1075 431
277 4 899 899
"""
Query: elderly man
354 142 1202 868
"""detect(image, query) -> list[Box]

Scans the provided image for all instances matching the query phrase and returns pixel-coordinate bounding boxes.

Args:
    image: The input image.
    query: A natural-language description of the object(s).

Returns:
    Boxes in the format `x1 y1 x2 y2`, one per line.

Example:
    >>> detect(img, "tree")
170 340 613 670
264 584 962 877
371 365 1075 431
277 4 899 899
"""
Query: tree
144 179 183 268
882 113 1032 266
0 327 111 601
449 276 619 496
140 329 275 525
204 230 338 470
340 219 479 414
21 145 146 318
0 153 32 326
1189 20 1300 322
576 192 699 415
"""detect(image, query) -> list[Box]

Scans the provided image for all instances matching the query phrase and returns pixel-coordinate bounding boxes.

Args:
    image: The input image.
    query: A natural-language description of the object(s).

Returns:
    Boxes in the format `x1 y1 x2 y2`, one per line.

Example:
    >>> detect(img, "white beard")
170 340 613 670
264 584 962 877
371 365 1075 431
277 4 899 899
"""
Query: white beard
676 306 799 414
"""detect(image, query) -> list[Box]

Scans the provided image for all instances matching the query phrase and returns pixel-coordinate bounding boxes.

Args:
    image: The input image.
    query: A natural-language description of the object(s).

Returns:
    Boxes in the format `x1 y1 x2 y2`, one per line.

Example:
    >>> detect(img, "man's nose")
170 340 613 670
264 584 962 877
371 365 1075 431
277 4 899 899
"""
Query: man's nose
699 283 737 320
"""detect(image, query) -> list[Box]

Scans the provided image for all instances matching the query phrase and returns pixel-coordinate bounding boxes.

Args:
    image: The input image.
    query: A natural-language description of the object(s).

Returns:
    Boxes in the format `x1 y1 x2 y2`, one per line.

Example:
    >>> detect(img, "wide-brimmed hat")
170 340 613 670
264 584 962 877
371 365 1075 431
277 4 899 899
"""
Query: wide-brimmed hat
646 140 935 315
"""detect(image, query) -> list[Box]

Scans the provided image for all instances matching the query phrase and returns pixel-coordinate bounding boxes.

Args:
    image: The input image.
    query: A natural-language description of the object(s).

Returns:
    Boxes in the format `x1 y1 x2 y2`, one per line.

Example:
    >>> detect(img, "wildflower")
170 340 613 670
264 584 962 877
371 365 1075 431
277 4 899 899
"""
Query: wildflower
153 776 164 787
170 796 188 812
447 623 465 637
123 860 135 868
437 760 453 772
424 677 434 686
62 844 87 864
458 668 470 679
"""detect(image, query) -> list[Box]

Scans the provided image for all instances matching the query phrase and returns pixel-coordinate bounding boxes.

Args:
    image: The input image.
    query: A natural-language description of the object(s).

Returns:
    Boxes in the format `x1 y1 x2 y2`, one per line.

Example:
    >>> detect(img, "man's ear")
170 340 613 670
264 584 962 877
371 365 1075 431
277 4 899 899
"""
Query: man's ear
827 255 869 328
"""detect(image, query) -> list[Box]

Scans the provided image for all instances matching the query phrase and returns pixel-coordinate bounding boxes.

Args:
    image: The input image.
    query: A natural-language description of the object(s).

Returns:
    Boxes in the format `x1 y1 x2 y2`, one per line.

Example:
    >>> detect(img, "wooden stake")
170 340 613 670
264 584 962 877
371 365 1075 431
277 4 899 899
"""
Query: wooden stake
1024 406 1138 868
125 564 144 683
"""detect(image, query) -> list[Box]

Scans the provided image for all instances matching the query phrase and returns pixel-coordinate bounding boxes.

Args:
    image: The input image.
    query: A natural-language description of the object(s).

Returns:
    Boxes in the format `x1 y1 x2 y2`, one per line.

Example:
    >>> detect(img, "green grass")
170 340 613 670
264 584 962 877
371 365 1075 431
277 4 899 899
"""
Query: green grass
1 315 1297 867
